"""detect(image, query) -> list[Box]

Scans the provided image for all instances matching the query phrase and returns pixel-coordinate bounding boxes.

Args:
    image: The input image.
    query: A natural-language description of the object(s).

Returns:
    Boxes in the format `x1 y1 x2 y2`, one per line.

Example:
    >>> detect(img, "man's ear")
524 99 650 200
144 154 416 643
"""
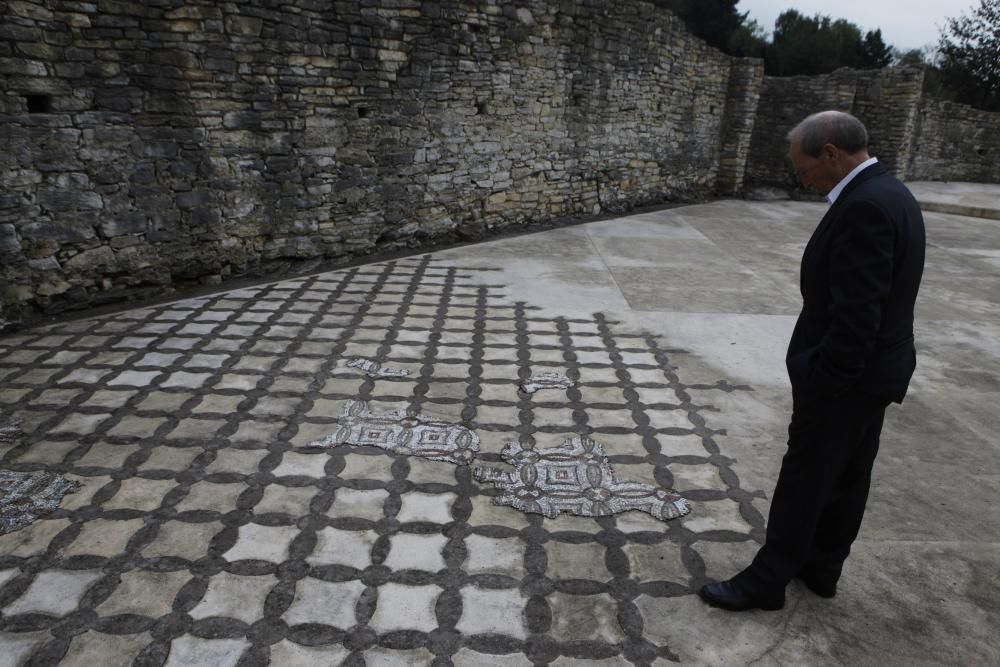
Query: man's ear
820 143 839 161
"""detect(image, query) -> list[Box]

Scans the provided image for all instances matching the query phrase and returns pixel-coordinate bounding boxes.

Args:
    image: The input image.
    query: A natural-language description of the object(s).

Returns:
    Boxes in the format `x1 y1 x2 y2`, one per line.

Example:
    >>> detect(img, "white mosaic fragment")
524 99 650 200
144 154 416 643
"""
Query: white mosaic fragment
0 470 80 535
309 400 479 466
346 357 409 378
520 371 575 394
473 436 690 522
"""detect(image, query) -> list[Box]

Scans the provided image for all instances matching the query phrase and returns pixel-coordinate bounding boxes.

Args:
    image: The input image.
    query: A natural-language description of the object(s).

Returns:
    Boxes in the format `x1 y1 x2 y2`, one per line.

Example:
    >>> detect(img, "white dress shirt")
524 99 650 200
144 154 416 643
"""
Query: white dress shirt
826 157 879 205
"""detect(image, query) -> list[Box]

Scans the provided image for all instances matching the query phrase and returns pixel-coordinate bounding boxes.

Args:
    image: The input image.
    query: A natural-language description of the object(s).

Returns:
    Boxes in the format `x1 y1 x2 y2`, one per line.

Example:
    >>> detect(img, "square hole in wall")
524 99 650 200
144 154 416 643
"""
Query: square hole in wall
25 95 52 113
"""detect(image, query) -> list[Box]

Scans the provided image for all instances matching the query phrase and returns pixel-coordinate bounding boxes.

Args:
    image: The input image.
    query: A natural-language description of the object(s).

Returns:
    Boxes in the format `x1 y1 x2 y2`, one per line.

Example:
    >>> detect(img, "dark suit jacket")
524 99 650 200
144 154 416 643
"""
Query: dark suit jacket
786 162 926 404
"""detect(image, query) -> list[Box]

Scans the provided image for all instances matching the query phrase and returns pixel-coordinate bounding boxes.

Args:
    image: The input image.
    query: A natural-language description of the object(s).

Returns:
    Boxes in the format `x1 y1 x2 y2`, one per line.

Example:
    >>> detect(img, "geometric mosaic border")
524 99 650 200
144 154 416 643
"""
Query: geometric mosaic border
0 255 763 665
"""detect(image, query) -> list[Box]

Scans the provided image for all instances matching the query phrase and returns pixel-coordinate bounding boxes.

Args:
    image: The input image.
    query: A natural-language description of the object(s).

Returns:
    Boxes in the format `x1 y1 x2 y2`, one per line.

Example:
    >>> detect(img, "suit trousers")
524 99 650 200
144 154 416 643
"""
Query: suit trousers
736 391 890 595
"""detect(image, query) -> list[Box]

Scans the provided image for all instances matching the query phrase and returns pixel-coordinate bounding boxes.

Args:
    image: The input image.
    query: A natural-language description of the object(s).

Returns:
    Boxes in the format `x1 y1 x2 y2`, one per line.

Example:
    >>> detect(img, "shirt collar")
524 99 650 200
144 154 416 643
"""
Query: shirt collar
826 157 879 205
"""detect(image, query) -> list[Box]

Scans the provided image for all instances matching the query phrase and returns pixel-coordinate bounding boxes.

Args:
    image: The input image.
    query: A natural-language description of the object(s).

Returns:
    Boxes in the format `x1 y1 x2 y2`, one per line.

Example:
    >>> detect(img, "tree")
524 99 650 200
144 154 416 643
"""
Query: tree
860 29 893 68
653 0 766 57
767 11 839 75
893 48 929 67
765 11 895 76
937 0 1000 110
727 19 768 58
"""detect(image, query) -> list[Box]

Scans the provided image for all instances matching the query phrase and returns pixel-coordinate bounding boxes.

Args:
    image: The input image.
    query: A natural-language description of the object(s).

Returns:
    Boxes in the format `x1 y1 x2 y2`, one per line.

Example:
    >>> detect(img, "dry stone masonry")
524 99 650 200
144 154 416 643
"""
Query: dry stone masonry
1 0 999 326
0 0 758 324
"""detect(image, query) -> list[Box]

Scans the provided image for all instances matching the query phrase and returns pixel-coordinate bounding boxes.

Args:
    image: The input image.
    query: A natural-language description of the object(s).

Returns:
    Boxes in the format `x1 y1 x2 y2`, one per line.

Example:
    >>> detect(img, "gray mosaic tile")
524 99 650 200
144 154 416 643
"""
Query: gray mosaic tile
62 632 152 667
456 587 529 639
283 578 365 628
384 533 448 572
396 491 456 523
307 527 377 567
2 569 102 616
0 631 49 666
268 640 350 665
190 572 278 624
164 636 250 667
368 582 441 633
61 518 144 557
222 524 297 563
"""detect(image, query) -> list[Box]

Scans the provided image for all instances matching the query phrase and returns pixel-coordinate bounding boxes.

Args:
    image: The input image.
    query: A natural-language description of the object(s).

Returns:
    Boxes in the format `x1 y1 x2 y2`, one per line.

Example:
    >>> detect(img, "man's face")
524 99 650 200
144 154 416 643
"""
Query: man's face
788 139 839 195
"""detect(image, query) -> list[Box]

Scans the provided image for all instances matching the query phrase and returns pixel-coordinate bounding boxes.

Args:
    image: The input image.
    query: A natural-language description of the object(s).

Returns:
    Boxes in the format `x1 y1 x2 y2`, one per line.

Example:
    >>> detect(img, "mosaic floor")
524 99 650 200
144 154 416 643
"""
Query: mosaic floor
0 255 762 666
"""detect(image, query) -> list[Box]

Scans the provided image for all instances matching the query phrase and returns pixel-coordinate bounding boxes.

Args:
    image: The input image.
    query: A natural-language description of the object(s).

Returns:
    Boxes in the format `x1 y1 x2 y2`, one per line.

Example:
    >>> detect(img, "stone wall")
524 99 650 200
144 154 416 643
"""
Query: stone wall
2 0 1000 327
715 58 764 196
743 65 1000 189
743 67 925 188
1 0 751 323
907 99 1000 183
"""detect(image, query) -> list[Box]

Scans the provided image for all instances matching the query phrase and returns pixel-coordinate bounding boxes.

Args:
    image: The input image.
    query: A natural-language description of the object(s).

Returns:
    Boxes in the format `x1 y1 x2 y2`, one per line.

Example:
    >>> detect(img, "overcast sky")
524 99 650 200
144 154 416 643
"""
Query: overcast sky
737 0 978 51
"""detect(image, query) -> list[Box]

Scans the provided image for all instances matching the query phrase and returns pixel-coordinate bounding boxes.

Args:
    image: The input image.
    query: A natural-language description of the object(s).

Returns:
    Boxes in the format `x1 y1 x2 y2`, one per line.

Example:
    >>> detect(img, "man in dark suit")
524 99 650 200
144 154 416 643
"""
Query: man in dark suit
700 110 926 611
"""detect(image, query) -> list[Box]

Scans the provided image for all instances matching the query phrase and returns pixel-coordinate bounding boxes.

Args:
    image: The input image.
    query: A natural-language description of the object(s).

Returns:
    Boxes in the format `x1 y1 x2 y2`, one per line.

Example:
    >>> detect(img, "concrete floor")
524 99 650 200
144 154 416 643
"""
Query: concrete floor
1 191 998 665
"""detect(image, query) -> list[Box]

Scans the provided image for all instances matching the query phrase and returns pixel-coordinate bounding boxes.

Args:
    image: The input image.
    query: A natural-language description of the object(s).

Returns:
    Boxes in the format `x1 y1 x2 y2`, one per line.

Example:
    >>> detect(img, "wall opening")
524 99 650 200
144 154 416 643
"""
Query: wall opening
25 95 52 113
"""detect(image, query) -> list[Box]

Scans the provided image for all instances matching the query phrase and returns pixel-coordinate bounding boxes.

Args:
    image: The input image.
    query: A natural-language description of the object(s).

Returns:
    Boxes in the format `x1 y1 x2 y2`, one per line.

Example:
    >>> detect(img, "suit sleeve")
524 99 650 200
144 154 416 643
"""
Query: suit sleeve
809 200 895 397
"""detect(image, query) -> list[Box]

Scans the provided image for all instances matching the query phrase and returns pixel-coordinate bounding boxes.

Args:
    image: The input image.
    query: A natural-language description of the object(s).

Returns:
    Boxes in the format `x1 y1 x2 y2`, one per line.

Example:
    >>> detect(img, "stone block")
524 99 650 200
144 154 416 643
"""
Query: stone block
0 224 19 253
165 6 221 20
222 110 260 130
21 222 96 243
64 246 116 272
37 188 102 211
98 212 147 238
225 16 263 37
27 257 60 271
0 57 48 77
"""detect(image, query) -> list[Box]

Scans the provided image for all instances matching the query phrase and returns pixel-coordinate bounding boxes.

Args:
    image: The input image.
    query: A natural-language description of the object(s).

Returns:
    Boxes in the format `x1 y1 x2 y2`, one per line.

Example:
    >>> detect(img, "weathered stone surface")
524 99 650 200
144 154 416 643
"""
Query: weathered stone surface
224 15 263 37
0 1 996 325
99 212 146 237
64 245 116 271
20 222 95 243
0 223 19 253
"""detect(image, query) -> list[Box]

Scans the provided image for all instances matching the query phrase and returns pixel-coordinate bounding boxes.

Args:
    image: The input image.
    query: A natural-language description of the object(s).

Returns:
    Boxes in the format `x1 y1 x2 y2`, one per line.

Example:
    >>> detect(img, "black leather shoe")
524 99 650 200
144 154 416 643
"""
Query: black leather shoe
699 580 785 611
797 572 837 598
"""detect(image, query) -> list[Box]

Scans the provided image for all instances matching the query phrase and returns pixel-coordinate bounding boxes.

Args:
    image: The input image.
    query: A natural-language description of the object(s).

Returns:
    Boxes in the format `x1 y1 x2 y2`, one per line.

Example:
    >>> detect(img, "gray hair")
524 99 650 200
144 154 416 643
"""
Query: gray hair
787 111 869 156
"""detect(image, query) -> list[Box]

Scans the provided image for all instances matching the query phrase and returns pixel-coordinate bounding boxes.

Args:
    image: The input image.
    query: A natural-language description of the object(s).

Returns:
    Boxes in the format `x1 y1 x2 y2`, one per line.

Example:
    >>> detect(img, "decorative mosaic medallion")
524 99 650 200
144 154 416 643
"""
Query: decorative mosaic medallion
309 400 479 465
474 436 691 521
520 372 575 394
0 416 24 444
1 470 79 534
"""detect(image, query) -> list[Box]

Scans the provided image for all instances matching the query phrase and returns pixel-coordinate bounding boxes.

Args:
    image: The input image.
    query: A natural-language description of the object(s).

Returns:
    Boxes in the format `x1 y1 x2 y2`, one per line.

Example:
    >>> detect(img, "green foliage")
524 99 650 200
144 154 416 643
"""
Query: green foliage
937 0 1000 110
764 10 894 75
653 0 767 57
861 29 894 69
654 2 894 72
